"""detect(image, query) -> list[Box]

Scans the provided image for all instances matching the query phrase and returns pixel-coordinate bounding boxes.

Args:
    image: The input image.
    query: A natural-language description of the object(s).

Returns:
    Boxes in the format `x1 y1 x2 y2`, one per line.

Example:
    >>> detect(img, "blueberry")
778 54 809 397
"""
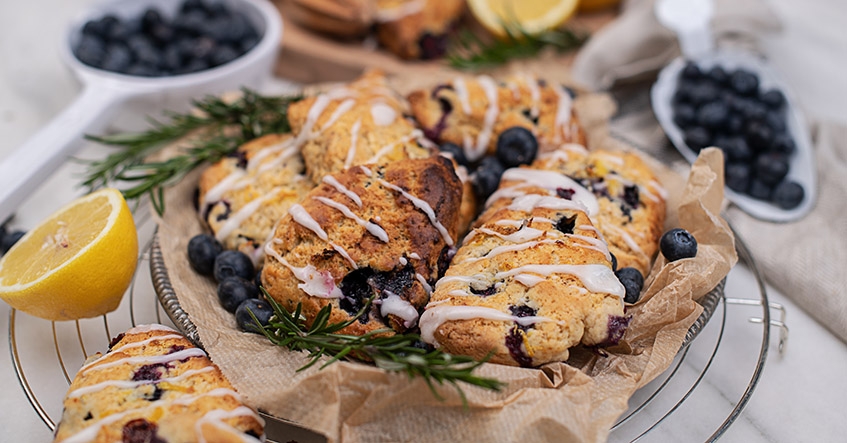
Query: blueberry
496 127 539 168
160 45 184 72
213 250 255 282
725 162 751 193
180 0 209 16
719 137 753 162
696 102 729 129
748 178 773 201
100 43 132 73
725 114 744 134
754 153 790 185
771 180 805 209
707 66 729 85
217 276 259 313
187 234 222 275
680 61 703 79
687 82 719 106
472 156 505 200
672 103 697 128
683 126 712 151
764 112 787 134
125 63 160 77
74 35 106 67
660 228 698 261
149 23 176 47
127 36 160 67
141 8 164 32
615 267 644 304
438 142 469 167
209 44 240 67
610 253 618 271
745 120 774 152
0 230 26 254
179 57 210 75
772 133 796 155
760 89 786 109
729 69 760 96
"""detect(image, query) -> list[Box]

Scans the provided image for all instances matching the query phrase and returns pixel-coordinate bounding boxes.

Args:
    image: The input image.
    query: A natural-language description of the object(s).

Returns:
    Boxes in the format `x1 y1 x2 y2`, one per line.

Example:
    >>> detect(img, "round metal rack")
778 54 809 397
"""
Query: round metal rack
8 198 786 442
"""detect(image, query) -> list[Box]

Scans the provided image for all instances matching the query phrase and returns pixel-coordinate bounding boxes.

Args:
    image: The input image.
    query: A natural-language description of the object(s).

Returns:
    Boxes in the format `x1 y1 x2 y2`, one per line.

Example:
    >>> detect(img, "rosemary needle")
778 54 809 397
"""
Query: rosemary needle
447 25 589 71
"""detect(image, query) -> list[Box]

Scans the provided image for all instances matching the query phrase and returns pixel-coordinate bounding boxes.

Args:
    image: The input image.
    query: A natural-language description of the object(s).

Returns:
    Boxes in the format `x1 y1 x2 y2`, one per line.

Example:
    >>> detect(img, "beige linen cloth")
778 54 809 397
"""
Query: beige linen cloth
571 0 847 342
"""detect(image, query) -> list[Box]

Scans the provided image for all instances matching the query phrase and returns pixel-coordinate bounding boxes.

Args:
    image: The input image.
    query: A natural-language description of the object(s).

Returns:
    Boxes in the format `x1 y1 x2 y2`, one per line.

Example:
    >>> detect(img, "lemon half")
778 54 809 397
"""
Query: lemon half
0 188 138 321
468 0 580 37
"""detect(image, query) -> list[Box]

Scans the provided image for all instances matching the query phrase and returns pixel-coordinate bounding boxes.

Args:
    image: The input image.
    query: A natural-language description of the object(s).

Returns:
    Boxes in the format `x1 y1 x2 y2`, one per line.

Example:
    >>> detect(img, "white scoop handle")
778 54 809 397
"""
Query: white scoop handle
655 0 715 59
0 84 135 223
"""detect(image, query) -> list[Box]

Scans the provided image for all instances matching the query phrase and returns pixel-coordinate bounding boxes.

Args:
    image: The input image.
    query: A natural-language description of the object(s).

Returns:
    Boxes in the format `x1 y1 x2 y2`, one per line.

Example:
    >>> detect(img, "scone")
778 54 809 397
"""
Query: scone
407 73 588 162
287 70 433 183
53 324 264 443
198 133 315 264
420 194 628 367
262 156 463 336
375 0 465 60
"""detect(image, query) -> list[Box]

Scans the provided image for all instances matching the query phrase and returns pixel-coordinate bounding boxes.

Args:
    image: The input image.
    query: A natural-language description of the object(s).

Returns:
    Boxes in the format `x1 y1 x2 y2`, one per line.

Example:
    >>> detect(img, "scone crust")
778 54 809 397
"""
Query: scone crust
375 0 465 59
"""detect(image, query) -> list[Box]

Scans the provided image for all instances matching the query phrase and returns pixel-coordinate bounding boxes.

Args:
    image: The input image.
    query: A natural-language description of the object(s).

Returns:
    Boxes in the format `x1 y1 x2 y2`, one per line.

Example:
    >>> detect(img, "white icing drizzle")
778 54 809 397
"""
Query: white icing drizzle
322 175 362 207
477 226 545 243
488 168 600 217
312 196 388 243
103 334 185 357
458 239 559 265
344 119 362 170
453 77 472 114
379 291 419 328
202 169 246 208
603 223 646 257
506 194 590 215
215 188 283 242
320 99 357 132
365 129 424 165
264 243 344 298
495 264 624 298
648 179 669 199
435 274 490 290
125 324 177 334
523 73 541 118
359 165 373 177
507 81 521 100
82 348 208 376
553 84 573 143
447 289 472 297
289 204 328 240
68 367 216 398
420 305 558 345
513 274 546 287
596 152 625 166
399 257 408 266
376 178 454 246
492 219 526 228
409 252 422 260
196 406 264 443
568 233 612 261
470 75 499 162
254 144 298 175
415 273 432 294
370 102 397 126
374 0 426 22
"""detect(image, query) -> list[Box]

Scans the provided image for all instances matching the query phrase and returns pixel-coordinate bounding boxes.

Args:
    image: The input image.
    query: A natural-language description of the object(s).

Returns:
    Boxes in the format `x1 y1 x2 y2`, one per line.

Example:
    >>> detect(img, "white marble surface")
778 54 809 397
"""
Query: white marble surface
1 1 846 442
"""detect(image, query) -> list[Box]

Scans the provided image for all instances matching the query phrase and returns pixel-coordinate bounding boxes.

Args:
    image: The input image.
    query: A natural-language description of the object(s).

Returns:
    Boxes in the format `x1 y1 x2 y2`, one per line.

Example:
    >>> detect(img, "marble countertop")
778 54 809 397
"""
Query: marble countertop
1 1 846 441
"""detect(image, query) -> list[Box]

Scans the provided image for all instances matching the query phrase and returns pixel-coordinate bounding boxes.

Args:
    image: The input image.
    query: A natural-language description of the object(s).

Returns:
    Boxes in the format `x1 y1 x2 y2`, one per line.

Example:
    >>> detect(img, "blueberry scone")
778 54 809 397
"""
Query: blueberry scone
53 324 265 443
407 73 588 162
375 0 465 60
286 70 433 183
262 156 463 336
419 190 628 367
198 133 315 264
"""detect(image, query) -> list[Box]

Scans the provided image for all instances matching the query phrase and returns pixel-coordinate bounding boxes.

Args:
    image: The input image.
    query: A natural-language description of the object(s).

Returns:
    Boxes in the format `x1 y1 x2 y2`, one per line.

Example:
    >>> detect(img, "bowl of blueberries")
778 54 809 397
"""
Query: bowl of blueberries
651 50 817 222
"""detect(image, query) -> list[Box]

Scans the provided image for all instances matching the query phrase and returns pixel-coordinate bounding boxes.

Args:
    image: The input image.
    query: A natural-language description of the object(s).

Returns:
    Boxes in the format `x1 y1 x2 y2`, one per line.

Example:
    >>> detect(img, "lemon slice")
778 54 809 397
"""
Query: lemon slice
0 188 138 321
468 0 579 37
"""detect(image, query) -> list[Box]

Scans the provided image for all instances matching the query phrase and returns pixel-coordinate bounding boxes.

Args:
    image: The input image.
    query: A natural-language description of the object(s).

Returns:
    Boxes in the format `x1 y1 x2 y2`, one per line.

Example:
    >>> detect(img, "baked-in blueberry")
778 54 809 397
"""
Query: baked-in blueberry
217 276 259 313
187 234 222 276
660 228 698 261
235 298 274 333
615 267 644 304
213 250 255 282
771 180 805 210
473 156 505 200
496 127 539 167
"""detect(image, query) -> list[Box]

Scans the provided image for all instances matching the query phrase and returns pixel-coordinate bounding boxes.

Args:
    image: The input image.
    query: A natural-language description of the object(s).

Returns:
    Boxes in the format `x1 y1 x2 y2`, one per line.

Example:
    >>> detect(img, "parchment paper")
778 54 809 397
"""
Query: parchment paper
154 87 737 443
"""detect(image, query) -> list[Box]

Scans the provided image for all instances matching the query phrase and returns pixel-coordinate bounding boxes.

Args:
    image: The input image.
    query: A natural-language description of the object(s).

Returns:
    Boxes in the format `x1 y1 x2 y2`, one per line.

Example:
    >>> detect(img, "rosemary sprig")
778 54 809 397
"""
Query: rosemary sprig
447 25 589 71
254 292 505 401
81 89 301 214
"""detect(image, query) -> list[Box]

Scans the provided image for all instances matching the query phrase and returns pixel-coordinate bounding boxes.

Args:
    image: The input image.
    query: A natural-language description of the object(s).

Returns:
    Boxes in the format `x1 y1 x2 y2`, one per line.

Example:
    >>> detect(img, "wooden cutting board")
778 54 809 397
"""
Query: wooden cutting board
271 0 620 84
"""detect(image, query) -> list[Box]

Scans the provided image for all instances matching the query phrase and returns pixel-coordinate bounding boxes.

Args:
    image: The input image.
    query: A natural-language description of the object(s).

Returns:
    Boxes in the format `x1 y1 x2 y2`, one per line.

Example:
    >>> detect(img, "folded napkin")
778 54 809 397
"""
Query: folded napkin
571 0 847 342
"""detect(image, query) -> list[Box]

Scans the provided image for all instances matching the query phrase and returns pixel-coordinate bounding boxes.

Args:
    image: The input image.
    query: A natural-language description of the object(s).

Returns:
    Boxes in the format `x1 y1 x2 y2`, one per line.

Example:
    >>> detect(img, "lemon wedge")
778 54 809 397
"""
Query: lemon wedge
0 188 138 321
468 0 579 37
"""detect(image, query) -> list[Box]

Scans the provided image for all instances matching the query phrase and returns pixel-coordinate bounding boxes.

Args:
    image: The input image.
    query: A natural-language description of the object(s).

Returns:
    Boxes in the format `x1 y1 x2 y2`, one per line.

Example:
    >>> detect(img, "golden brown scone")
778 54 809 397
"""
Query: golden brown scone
420 199 627 367
478 146 667 276
407 73 587 162
262 156 463 336
53 324 264 443
198 133 314 264
287 70 433 183
375 0 465 59
286 0 375 37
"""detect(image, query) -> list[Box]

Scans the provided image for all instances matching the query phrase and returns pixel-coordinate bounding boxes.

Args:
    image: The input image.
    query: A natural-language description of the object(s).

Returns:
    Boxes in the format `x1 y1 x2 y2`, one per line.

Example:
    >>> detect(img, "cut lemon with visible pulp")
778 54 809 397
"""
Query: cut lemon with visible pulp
468 0 580 37
0 188 138 321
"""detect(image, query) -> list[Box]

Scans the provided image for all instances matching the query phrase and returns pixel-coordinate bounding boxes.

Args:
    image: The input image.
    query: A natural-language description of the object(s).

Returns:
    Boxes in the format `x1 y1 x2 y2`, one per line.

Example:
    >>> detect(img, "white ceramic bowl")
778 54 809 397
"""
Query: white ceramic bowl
0 0 283 223
651 50 817 223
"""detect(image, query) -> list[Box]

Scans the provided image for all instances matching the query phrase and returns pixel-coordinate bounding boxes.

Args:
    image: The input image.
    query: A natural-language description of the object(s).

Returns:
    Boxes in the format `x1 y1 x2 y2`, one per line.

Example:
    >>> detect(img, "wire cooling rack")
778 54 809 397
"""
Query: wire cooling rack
8 198 787 442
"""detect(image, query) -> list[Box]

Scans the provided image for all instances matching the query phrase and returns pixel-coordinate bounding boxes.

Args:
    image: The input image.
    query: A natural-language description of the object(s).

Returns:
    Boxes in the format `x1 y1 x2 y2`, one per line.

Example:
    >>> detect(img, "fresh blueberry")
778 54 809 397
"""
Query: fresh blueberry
760 89 786 109
235 298 274 333
187 234 222 276
141 8 164 32
254 266 264 290
771 180 805 209
764 112 787 134
687 82 719 106
683 126 712 151
729 69 760 96
672 103 697 128
696 102 729 129
707 65 729 85
745 120 774 152
74 35 106 67
217 276 259 313
660 228 698 261
754 153 790 185
615 267 644 304
438 142 469 167
719 137 753 162
748 178 773 201
496 127 539 168
100 43 133 73
213 250 255 282
209 44 240 67
772 133 796 155
680 61 703 79
0 230 26 254
725 162 751 193
725 114 745 134
472 156 505 200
